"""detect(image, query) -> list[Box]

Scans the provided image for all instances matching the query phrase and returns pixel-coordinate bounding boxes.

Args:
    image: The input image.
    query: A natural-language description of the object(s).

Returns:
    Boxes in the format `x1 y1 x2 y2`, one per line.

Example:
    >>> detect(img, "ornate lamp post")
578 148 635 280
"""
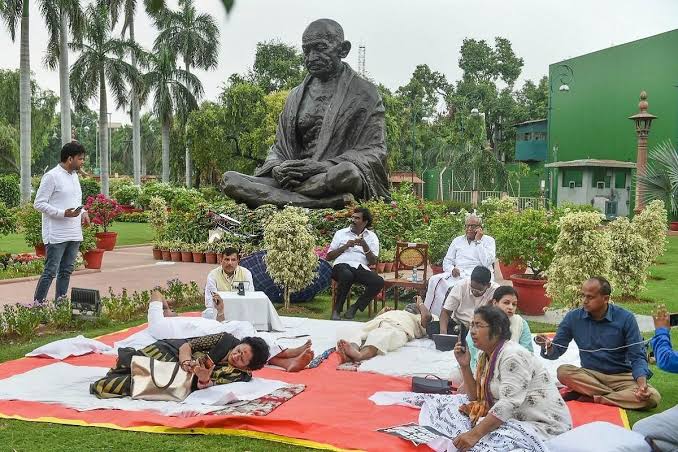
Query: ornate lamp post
629 91 657 214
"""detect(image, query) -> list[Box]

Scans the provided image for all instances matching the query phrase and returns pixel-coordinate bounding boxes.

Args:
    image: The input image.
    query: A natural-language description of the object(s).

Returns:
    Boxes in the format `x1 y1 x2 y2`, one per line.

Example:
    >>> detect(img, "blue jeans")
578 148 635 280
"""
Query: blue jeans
33 240 81 302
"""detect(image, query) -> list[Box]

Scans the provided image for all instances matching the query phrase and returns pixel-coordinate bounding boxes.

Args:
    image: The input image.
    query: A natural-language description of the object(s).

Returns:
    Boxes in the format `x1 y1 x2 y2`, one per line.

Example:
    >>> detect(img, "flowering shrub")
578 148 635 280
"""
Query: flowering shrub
16 204 42 247
314 243 330 260
412 212 466 265
546 212 612 308
0 201 16 236
632 200 667 263
85 194 123 232
0 258 45 280
608 217 652 298
148 196 168 241
478 196 517 224
264 207 319 309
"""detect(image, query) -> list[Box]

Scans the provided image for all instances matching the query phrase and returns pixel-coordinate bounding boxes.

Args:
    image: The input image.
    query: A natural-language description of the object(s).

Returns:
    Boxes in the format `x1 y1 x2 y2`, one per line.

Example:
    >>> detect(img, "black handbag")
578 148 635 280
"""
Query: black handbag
411 375 451 394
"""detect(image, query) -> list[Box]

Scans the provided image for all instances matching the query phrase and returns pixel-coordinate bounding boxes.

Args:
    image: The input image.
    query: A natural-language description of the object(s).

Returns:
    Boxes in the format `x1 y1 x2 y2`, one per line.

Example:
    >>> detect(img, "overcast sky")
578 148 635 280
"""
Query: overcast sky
1 0 677 123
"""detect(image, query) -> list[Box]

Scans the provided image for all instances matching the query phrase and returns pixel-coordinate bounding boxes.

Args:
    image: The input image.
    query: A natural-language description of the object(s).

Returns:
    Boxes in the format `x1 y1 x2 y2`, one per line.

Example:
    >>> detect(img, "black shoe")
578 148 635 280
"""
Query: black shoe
331 311 341 321
343 305 358 320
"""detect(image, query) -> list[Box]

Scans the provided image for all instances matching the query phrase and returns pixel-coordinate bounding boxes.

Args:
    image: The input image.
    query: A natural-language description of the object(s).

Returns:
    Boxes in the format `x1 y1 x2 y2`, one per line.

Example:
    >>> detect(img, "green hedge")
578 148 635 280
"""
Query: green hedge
0 174 20 208
80 178 101 202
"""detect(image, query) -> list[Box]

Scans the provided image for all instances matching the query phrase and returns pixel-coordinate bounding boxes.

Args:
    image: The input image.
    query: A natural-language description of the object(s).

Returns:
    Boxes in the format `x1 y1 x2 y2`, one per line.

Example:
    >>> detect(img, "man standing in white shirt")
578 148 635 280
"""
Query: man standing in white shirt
33 142 89 302
326 207 384 320
423 214 496 316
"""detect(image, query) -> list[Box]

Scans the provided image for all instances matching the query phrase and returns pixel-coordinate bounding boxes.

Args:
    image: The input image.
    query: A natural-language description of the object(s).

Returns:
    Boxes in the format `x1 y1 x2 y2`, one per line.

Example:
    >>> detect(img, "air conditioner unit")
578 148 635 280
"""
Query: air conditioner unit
569 181 575 189
596 181 605 189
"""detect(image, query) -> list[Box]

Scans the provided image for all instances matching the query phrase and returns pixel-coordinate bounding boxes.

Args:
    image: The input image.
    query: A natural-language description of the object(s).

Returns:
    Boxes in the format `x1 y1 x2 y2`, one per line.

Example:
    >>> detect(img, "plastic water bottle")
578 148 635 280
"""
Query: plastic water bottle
411 267 417 282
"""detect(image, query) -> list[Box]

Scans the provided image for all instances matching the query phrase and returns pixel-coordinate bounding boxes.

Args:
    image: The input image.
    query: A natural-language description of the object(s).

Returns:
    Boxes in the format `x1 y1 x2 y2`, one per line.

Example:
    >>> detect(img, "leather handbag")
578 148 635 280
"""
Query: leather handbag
411 375 451 394
131 356 193 402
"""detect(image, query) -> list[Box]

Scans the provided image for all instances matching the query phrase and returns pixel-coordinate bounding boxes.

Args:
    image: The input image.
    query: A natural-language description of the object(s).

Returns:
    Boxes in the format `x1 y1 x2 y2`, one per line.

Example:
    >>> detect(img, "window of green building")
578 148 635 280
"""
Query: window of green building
614 171 627 189
562 169 583 187
592 168 611 188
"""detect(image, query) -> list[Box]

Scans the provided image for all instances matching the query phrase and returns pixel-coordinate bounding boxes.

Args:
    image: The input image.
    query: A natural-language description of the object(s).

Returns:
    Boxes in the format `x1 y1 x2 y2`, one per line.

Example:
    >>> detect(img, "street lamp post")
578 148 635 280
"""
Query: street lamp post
547 64 574 200
629 91 657 214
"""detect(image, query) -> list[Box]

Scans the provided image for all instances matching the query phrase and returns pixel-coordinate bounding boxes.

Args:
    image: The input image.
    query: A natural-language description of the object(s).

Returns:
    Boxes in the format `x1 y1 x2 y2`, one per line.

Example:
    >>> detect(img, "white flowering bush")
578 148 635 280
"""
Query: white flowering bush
632 200 667 263
608 217 651 298
479 196 517 225
546 211 612 308
148 196 168 242
264 207 319 309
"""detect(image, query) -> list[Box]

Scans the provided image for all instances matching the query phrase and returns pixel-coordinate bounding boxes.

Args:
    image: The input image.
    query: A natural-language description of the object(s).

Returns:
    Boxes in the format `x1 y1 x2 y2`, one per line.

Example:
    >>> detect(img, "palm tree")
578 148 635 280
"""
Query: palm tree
110 0 155 186
42 0 84 146
1 0 31 204
638 140 678 215
154 0 218 187
139 47 203 183
69 2 140 196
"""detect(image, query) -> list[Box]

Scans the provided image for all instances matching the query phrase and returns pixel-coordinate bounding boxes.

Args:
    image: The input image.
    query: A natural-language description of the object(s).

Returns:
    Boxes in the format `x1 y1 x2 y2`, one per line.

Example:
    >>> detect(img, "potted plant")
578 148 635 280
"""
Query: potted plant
159 240 171 261
80 226 105 269
205 240 219 264
487 210 526 280
381 249 395 273
169 240 183 262
17 205 44 256
86 194 123 251
180 242 193 263
504 209 560 315
152 240 163 260
192 242 207 263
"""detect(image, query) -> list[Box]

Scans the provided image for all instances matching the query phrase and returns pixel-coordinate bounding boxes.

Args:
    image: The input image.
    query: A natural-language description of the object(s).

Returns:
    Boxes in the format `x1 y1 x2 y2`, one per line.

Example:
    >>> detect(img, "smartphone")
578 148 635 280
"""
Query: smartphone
73 205 84 214
457 323 468 351
670 313 678 327
202 355 215 368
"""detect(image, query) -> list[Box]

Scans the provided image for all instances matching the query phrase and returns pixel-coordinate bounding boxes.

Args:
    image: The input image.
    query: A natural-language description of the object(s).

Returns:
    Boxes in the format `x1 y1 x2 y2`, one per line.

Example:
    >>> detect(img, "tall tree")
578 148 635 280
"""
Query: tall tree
154 0 218 187
1 0 32 203
140 46 203 183
247 40 305 93
42 0 84 146
70 2 140 196
110 0 155 186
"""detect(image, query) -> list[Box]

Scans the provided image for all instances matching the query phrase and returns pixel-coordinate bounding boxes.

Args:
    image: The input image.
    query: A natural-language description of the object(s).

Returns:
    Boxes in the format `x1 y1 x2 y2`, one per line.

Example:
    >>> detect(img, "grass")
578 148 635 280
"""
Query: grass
0 222 153 254
1 237 676 449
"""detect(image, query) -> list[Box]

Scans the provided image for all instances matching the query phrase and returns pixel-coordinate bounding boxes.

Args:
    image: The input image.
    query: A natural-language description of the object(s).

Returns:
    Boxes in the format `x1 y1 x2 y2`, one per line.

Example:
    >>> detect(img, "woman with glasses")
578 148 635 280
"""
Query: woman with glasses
464 286 534 372
443 305 571 451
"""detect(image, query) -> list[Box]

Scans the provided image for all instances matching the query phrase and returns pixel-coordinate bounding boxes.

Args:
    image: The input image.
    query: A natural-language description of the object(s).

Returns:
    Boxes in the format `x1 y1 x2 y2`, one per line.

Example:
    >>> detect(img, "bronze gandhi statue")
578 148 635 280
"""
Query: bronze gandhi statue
222 19 390 209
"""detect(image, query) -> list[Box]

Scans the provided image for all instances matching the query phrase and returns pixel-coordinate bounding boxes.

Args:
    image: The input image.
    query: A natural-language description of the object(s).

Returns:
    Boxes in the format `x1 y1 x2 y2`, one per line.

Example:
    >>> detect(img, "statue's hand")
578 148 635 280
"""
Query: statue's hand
282 159 331 177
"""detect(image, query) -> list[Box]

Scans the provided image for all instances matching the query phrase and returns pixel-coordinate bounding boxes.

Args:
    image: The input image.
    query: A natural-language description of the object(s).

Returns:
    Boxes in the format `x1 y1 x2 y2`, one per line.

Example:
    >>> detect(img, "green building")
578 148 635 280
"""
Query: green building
547 29 678 215
511 119 547 197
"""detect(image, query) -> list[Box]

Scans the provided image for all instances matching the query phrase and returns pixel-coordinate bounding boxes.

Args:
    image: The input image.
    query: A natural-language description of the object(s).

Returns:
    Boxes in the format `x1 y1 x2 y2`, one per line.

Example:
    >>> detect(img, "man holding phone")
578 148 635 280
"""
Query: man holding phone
33 141 89 302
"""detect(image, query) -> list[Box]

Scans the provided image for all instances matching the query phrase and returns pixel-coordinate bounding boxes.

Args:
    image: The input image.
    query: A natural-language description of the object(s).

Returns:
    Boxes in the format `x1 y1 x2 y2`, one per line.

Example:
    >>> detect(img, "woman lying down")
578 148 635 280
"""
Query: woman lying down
91 293 313 399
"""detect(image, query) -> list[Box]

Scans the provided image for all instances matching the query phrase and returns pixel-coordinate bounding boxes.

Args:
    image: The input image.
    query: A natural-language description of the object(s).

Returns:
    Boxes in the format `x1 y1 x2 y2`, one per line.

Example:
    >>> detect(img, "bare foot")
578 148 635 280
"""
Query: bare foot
285 349 314 372
338 339 361 362
336 346 350 364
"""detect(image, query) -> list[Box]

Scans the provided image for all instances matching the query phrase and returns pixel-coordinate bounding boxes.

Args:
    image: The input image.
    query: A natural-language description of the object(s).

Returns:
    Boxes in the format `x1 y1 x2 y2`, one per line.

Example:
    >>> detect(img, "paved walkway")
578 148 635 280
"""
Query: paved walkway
0 246 212 308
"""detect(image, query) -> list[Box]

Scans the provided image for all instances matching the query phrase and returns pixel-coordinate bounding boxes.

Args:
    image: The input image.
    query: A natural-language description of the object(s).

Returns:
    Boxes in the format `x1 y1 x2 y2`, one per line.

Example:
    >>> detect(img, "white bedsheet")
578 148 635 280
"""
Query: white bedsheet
0 362 288 417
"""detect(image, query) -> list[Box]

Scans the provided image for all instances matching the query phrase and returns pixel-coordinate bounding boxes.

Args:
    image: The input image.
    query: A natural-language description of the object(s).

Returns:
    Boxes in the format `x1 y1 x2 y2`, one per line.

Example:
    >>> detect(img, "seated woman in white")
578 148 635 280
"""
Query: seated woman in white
149 292 313 372
465 285 533 372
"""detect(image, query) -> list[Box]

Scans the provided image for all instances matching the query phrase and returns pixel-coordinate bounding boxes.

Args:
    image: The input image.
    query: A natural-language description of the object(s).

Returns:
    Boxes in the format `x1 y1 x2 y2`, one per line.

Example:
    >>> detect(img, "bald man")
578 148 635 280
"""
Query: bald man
423 214 496 316
222 18 389 209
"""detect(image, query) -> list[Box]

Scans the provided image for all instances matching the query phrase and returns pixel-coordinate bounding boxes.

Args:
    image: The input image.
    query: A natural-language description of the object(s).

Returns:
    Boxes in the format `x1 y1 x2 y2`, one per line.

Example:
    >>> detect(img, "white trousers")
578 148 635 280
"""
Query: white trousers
423 273 463 317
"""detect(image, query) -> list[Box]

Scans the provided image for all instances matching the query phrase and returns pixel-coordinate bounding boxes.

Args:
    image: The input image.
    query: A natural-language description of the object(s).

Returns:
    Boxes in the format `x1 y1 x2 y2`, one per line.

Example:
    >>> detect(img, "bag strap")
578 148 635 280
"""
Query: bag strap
149 358 182 389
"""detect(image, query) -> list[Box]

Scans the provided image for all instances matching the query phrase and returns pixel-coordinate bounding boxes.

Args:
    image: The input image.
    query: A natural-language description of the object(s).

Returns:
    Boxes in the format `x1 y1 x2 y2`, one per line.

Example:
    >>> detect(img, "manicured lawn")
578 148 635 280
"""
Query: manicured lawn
0 222 153 254
618 235 678 315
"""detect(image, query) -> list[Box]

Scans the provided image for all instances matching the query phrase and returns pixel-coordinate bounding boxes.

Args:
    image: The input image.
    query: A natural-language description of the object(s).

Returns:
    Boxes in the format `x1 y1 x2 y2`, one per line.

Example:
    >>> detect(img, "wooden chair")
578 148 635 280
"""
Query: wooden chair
382 242 429 310
330 265 384 318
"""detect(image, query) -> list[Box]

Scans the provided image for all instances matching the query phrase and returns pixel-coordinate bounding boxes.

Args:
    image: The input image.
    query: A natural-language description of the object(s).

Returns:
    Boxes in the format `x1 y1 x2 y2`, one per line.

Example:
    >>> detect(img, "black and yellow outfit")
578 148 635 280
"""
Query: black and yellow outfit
91 333 251 399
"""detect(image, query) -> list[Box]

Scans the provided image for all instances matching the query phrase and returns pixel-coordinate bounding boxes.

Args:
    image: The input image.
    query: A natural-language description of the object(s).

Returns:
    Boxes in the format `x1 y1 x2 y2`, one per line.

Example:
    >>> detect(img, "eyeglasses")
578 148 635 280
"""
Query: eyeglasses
470 322 490 330
465 224 481 229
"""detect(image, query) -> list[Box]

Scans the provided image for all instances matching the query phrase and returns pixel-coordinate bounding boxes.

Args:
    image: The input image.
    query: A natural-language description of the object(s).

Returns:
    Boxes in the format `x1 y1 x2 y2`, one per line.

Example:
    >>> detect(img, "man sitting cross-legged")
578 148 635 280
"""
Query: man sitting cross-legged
202 247 255 320
537 276 661 410
152 291 313 372
439 266 499 335
336 296 432 363
423 214 496 316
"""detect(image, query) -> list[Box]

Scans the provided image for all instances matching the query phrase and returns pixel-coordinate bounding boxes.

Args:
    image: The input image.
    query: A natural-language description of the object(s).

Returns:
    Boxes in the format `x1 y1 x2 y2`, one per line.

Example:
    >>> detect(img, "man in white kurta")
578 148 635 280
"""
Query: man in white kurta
423 214 496 316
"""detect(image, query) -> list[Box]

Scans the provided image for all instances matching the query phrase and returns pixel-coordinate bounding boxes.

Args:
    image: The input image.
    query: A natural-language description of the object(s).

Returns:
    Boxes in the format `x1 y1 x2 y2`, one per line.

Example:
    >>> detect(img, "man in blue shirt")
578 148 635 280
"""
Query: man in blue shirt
632 304 678 451
536 277 660 410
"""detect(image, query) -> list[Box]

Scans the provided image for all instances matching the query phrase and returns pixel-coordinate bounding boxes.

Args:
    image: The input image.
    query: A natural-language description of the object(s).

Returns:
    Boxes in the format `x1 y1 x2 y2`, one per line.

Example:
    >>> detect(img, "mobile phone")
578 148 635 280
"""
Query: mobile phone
670 313 678 327
457 323 468 350
73 205 84 213
202 355 214 368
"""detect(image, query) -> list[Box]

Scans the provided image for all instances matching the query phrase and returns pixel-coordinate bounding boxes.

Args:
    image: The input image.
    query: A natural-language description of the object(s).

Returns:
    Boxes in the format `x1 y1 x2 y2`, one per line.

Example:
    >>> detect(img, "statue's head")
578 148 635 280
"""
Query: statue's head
302 19 351 80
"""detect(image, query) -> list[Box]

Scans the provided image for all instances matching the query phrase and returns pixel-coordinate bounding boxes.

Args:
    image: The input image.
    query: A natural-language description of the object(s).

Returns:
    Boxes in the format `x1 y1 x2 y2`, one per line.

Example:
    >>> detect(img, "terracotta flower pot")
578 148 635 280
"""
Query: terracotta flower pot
161 250 171 261
376 262 386 273
170 251 182 262
384 262 394 273
670 221 678 231
511 274 551 315
34 244 46 257
431 265 444 275
498 260 527 281
83 248 105 269
181 251 193 262
152 248 162 260
95 231 118 251
205 252 218 264
192 252 205 263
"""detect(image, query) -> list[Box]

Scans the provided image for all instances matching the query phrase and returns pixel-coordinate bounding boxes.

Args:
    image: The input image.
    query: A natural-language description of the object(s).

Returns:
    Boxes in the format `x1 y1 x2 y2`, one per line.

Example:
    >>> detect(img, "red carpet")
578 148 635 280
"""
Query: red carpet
0 322 628 451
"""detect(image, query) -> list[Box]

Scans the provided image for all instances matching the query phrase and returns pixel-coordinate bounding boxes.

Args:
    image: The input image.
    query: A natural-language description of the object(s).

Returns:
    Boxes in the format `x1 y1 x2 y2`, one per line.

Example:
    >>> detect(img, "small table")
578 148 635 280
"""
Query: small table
216 291 284 332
